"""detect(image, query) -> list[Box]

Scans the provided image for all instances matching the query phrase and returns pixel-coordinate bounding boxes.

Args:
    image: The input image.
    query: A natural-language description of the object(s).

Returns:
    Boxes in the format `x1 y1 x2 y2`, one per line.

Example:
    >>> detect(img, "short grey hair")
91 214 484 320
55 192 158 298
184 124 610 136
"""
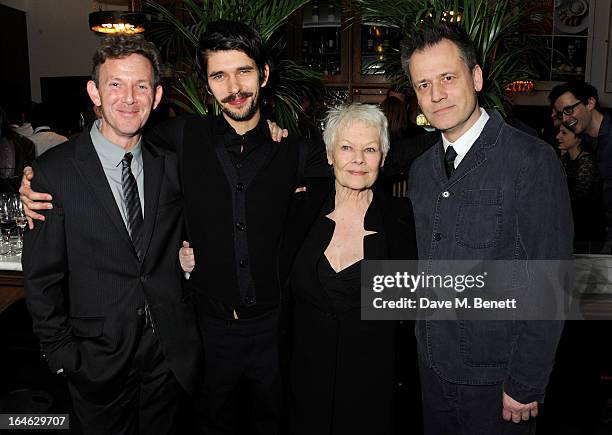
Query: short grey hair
322 103 390 158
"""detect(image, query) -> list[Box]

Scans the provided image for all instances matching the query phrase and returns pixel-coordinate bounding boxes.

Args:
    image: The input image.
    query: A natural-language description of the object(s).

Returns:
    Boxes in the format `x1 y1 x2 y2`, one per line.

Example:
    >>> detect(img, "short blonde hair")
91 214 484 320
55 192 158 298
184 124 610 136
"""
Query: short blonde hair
322 103 390 158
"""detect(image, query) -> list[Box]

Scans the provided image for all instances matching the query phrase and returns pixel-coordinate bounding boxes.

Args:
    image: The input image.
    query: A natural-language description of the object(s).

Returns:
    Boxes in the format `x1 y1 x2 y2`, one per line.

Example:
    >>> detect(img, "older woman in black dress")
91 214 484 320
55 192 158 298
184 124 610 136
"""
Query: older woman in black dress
282 103 418 435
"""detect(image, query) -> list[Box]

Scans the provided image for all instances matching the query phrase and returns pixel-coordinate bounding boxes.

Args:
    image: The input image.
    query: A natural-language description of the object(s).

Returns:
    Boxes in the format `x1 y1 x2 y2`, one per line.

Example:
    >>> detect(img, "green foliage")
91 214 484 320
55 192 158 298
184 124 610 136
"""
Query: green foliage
145 0 324 132
353 0 545 111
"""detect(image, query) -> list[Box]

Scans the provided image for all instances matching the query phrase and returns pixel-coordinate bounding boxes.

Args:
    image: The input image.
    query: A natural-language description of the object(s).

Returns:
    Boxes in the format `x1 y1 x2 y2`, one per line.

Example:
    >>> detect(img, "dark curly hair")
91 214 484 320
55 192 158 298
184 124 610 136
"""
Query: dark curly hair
196 20 268 81
548 81 600 109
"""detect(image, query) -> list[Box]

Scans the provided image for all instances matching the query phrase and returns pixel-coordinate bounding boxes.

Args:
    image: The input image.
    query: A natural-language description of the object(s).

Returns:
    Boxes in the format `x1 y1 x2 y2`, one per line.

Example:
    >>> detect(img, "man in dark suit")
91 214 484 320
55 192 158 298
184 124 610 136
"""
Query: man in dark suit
403 23 573 434
22 35 202 434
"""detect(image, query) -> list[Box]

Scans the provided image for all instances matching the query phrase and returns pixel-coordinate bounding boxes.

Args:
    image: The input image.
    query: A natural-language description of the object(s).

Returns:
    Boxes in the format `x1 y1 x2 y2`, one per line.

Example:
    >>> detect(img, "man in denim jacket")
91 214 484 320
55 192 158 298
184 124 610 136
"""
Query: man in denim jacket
403 23 573 434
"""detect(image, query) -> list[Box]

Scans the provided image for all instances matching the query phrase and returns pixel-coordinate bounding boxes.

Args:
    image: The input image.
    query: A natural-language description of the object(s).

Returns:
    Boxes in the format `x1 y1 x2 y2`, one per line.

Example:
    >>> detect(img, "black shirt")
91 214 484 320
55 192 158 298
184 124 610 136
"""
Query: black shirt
214 116 276 318
148 113 330 320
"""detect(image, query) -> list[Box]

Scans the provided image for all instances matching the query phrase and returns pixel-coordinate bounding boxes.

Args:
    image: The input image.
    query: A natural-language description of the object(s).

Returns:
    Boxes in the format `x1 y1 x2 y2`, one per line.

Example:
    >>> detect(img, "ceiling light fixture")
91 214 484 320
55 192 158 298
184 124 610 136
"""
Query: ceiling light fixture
89 0 148 35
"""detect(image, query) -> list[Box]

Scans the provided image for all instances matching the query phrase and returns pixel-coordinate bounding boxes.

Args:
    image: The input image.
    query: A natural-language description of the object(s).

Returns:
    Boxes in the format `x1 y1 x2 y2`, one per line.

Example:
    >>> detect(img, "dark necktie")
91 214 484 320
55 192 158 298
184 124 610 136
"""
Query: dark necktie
121 152 143 259
444 145 458 178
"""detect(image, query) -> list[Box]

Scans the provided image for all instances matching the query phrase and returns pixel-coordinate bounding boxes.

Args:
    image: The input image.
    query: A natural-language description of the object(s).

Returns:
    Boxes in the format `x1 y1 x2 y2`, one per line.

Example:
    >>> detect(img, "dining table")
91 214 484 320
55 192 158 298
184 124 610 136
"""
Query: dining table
0 254 23 314
573 253 612 319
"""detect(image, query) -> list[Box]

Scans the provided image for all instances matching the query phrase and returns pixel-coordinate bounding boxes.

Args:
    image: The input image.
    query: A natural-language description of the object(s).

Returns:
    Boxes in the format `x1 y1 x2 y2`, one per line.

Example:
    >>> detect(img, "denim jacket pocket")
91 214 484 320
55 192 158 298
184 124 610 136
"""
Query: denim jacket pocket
459 320 512 367
455 189 503 249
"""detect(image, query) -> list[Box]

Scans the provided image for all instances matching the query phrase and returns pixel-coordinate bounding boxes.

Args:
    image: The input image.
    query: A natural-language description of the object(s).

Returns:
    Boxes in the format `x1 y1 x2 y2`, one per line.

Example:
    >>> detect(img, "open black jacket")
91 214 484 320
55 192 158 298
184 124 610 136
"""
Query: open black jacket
279 178 419 435
280 178 417 282
147 114 329 313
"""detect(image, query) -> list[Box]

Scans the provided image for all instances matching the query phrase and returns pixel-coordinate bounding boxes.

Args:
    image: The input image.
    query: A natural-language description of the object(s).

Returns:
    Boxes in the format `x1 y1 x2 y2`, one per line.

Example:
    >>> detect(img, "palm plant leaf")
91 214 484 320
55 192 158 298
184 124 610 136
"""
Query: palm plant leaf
353 0 545 112
173 75 209 115
146 1 199 52
266 58 324 135
145 0 323 133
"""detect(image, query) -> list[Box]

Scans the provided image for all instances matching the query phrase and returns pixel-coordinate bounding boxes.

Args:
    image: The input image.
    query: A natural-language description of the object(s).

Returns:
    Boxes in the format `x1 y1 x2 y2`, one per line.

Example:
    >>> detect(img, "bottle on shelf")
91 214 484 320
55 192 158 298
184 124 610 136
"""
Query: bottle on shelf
366 25 374 52
382 27 390 49
312 1 319 24
328 35 335 52
367 37 374 52
328 2 336 22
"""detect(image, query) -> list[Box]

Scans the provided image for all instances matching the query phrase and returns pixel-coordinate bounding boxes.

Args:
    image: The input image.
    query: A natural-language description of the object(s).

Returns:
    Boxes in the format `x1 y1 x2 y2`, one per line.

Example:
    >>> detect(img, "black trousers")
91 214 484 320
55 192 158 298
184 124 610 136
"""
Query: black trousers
538 321 605 434
68 322 185 435
419 354 535 435
197 310 281 435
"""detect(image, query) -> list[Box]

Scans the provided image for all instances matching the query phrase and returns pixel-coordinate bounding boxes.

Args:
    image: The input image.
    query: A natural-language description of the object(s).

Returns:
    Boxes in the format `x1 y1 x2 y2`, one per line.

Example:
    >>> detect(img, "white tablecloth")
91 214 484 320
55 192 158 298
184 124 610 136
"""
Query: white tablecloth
574 254 612 294
0 254 22 271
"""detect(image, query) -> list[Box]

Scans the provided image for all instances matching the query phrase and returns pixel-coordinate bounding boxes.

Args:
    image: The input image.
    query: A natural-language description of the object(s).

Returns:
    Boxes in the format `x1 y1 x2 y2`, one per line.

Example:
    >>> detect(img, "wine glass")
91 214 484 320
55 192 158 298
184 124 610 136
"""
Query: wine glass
11 194 26 254
0 194 16 256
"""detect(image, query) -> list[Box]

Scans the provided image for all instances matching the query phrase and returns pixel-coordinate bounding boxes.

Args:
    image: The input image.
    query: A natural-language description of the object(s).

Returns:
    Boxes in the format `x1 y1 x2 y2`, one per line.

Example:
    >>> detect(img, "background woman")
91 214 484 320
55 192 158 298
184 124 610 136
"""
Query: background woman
541 122 607 434
282 103 418 435
379 96 436 197
556 122 605 250
0 106 35 193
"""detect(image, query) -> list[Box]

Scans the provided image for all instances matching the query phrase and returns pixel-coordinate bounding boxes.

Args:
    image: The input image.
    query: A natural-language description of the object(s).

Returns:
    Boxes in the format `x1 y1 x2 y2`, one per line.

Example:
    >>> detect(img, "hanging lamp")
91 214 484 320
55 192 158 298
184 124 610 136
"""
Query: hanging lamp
89 0 148 34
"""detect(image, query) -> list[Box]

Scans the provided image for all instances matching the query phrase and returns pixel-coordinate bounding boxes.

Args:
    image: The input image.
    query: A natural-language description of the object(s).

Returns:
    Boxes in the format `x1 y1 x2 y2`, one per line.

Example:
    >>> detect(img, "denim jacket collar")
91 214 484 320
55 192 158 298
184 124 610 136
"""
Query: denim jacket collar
435 109 504 186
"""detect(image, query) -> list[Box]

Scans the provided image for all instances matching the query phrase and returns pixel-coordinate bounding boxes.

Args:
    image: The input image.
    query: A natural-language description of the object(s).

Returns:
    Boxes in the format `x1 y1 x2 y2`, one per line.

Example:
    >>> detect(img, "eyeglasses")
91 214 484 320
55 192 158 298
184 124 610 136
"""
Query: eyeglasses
555 101 583 120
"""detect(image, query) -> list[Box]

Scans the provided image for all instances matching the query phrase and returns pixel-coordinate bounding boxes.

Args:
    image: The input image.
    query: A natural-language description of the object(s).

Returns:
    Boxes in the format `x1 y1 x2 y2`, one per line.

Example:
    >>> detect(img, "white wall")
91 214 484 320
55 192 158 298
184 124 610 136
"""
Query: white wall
0 0 129 101
26 0 120 101
590 0 612 103
0 0 28 12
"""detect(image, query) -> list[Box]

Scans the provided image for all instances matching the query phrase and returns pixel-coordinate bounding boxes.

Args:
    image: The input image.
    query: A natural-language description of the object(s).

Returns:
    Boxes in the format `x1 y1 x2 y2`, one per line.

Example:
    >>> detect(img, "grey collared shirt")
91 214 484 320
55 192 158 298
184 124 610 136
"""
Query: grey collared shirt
90 120 145 227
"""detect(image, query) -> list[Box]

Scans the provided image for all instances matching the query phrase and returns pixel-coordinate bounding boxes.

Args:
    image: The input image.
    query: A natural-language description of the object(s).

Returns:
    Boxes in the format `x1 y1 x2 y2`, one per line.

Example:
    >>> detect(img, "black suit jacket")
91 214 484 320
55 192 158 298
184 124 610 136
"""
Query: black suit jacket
23 131 203 399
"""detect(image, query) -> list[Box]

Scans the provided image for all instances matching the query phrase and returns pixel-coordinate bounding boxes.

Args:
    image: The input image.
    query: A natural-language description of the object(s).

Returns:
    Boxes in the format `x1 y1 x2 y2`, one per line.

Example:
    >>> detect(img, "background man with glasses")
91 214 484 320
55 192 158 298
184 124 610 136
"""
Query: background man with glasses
549 81 612 253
